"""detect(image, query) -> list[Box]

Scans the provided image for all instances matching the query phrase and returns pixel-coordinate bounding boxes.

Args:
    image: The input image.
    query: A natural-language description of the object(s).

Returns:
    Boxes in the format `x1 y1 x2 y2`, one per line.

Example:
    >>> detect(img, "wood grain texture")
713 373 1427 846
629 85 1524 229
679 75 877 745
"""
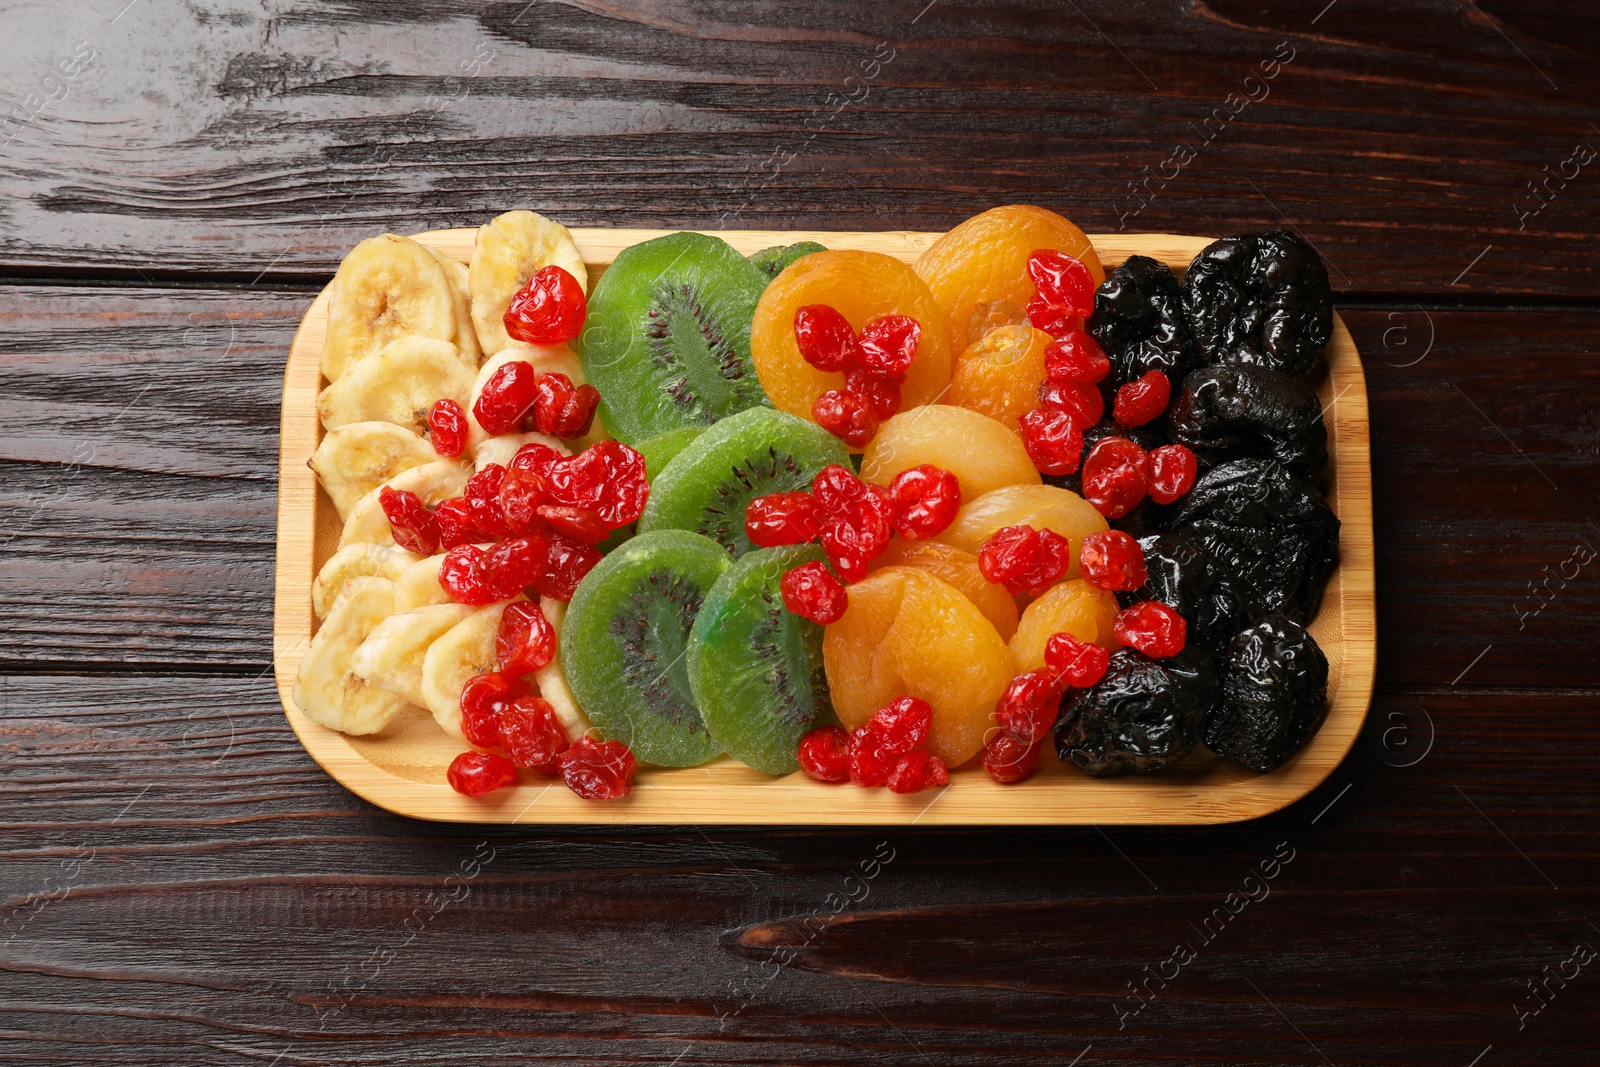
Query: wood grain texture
2 1 1598 295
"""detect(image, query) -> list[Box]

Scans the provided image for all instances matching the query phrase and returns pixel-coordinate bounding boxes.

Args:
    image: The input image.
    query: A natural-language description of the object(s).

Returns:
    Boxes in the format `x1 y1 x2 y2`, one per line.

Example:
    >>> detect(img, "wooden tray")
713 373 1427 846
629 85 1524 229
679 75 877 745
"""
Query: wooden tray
273 228 1375 825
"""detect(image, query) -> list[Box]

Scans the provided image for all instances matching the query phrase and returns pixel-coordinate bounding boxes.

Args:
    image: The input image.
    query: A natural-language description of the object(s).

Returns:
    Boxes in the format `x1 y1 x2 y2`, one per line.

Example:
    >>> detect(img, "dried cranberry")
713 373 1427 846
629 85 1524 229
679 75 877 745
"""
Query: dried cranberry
538 534 602 601
819 481 893 583
1045 632 1111 688
797 724 850 782
460 671 527 748
533 372 600 439
812 389 878 449
994 669 1064 744
433 497 483 549
440 544 499 606
983 732 1041 784
537 505 610 544
473 360 541 436
886 748 948 794
498 600 557 677
1114 370 1172 428
504 264 586 346
1113 600 1188 658
1044 332 1110 385
428 398 468 458
1026 250 1096 336
500 696 569 771
794 304 859 373
1019 407 1084 477
447 751 519 796
379 487 439 556
746 491 824 547
1082 436 1149 519
847 725 894 787
1079 530 1148 591
1147 444 1198 505
869 696 932 757
780 561 849 624
845 367 903 419
857 315 920 380
464 464 514 538
979 524 1041 588
887 464 961 540
1038 378 1105 427
557 737 637 799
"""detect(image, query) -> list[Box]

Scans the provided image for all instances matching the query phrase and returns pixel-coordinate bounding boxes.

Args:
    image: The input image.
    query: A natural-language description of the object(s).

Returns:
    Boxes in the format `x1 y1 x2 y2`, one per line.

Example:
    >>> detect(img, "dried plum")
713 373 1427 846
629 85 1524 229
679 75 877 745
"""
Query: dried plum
1182 230 1333 378
1088 255 1203 393
1204 615 1329 772
1055 647 1218 776
1169 362 1327 480
1168 458 1338 624
1118 532 1260 654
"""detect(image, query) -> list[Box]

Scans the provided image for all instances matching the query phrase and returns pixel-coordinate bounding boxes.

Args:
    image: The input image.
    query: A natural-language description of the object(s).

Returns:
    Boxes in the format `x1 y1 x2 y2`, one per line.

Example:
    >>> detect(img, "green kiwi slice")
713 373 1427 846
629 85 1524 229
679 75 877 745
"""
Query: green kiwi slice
749 241 827 280
635 426 705 479
576 232 770 445
560 529 730 767
637 407 850 557
689 544 835 775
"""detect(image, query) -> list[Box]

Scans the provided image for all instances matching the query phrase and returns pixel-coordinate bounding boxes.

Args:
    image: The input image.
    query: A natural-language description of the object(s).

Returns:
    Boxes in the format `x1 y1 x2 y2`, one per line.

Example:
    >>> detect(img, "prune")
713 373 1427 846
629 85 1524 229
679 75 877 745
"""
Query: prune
1118 532 1260 655
1182 230 1332 378
1169 362 1327 481
1204 615 1329 772
1168 458 1338 624
1088 255 1203 394
1055 647 1218 776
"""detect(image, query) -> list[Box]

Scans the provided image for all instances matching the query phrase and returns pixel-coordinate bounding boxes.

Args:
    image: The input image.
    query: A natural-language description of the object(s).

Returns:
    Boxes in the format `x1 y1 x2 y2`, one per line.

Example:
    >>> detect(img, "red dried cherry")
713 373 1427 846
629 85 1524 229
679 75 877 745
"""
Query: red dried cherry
1013 529 1071 597
448 751 519 797
857 314 920 380
1147 444 1198 505
870 696 932 757
1018 406 1084 476
845 366 903 419
473 359 541 436
979 524 1041 588
983 732 1041 784
500 695 569 771
1044 332 1110 385
1038 378 1105 427
847 725 894 788
433 497 482 550
819 482 893 583
1045 631 1110 688
464 464 514 539
994 668 1064 744
533 372 600 439
478 535 549 601
537 505 610 544
428 398 468 458
812 464 865 516
887 464 961 540
504 264 586 346
1026 250 1096 337
1114 370 1171 428
746 491 824 548
440 544 498 606
379 487 439 556
460 671 527 748
1113 600 1187 658
557 737 637 799
1079 529 1148 591
1082 437 1149 519
794 304 859 373
498 459 550 535
497 600 557 677
797 724 850 782
780 561 849 624
537 533 602 601
543 441 650 528
886 748 948 794
812 389 878 449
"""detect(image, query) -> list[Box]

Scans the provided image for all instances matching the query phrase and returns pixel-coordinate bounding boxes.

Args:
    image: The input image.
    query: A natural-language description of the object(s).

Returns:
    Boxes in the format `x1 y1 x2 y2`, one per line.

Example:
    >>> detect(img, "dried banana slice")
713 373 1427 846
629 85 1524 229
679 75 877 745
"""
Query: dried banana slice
323 234 460 381
351 603 475 708
469 211 587 355
293 576 408 735
312 542 422 619
316 336 476 436
338 459 471 549
394 552 453 611
421 243 482 366
534 595 593 741
310 421 437 520
421 601 511 739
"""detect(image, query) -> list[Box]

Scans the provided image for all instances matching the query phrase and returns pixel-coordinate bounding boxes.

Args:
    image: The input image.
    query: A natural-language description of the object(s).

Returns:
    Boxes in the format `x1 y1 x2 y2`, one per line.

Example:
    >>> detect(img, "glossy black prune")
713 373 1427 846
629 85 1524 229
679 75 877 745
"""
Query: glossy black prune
1169 362 1327 480
1088 255 1204 393
1055 647 1218 776
1204 615 1329 772
1182 230 1333 378
1118 532 1260 654
1168 458 1339 624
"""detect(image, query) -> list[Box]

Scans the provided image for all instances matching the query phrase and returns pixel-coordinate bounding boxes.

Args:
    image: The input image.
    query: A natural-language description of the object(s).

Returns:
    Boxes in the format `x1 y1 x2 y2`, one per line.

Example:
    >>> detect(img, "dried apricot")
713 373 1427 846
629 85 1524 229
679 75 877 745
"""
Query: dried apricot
1008 578 1121 674
936 483 1108 582
947 324 1052 431
823 566 1015 765
871 539 1020 640
860 405 1039 502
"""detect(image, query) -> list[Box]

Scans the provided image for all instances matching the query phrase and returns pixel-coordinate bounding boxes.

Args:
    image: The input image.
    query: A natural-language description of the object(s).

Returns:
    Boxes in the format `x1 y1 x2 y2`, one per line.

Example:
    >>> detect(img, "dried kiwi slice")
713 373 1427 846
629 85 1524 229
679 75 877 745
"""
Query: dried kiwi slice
560 529 730 767
750 241 826 281
576 232 770 444
688 544 834 775
638 406 850 557
635 426 705 478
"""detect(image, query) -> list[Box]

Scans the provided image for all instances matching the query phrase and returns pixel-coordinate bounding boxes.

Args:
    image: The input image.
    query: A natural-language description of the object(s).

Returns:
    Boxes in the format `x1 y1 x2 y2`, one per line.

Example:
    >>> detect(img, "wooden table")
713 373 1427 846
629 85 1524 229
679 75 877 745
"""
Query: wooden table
3 3 1597 1063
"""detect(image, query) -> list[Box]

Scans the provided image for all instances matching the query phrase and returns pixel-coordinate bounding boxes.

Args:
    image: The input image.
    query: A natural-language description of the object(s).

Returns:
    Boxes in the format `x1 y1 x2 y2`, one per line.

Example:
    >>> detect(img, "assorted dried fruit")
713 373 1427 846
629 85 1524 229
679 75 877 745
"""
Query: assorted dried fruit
298 206 1346 803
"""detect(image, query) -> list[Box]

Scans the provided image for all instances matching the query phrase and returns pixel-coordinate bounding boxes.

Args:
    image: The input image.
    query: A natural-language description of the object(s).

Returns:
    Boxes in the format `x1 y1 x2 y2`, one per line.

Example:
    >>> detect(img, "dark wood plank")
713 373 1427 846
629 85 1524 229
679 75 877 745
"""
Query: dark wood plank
4 1 1599 294
1 673 1595 1065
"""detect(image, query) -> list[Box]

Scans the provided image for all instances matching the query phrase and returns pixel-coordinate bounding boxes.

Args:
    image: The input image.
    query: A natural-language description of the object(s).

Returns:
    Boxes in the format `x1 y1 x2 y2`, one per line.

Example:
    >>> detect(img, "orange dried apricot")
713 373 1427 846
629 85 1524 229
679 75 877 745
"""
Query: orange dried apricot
871 539 1020 640
1009 579 1121 674
860 405 1039 502
823 566 1014 765
936 483 1108 582
916 205 1105 350
750 250 951 445
947 324 1052 431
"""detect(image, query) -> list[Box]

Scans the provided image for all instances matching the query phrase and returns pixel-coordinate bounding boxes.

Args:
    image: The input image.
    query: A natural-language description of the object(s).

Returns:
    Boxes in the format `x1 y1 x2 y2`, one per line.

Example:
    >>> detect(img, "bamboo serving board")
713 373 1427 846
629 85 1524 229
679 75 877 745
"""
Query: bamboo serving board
273 228 1375 825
